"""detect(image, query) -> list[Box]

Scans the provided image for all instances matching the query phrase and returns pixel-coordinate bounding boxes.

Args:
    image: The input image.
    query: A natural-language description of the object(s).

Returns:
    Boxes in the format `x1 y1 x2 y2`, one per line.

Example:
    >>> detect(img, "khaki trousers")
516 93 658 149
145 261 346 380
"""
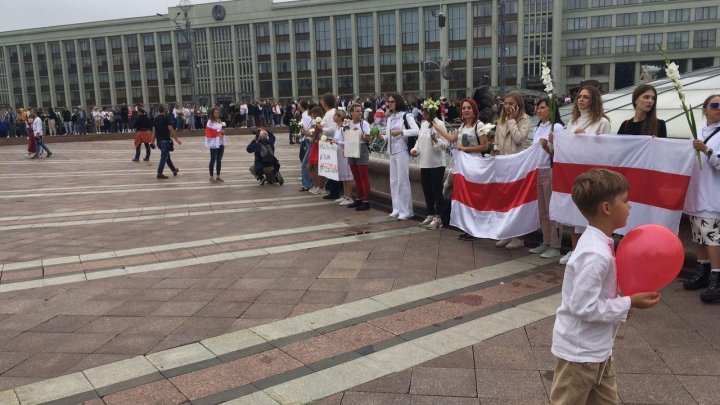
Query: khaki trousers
550 356 618 405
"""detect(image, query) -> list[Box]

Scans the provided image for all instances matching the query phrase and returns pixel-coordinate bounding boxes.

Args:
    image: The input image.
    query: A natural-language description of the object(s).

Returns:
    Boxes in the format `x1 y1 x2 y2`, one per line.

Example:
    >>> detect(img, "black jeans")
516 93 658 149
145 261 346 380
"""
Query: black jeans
325 179 340 197
420 167 445 216
209 145 225 176
134 143 151 160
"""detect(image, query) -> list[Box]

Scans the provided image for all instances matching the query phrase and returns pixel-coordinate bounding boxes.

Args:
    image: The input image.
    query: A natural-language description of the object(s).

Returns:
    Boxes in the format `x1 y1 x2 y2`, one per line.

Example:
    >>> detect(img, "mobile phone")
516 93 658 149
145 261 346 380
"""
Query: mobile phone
513 105 519 112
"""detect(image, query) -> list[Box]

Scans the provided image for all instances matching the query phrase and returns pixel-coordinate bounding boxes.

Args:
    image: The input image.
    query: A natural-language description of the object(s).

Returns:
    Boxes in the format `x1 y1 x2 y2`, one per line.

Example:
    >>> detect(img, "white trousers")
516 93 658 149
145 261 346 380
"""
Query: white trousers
389 152 413 217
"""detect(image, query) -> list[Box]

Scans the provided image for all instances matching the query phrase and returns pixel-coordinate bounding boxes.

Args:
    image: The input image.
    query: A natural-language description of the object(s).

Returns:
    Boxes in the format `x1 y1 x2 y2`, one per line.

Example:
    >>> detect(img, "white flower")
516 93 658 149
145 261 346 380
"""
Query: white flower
678 88 686 100
315 117 323 125
309 128 315 134
480 123 496 135
541 67 551 77
320 135 327 142
221 122 227 128
545 83 554 93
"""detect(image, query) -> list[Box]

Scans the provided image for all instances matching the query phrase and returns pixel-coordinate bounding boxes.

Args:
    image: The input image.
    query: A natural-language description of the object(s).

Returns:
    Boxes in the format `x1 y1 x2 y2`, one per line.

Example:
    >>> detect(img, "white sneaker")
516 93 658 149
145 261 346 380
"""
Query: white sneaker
425 217 443 229
505 238 524 250
339 197 353 206
397 215 413 220
495 238 511 248
389 211 400 218
529 244 549 254
540 247 562 259
321 189 329 196
420 215 434 226
335 197 346 203
559 250 573 265
308 187 319 194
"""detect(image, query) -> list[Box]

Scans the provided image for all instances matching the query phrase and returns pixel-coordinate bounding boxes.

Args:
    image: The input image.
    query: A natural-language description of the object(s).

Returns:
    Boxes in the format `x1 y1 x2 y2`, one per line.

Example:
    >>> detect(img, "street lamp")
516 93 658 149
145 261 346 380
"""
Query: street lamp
156 0 196 105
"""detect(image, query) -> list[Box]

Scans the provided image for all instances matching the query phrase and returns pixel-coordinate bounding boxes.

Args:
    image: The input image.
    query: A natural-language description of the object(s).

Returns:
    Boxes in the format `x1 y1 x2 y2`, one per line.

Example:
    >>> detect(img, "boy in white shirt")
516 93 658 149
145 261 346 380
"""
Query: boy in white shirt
550 169 660 404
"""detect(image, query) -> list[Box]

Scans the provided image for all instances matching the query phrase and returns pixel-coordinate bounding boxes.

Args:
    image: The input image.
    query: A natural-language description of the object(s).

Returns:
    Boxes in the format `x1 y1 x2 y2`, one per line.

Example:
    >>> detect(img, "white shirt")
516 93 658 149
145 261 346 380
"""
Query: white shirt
386 111 419 155
322 108 337 138
552 225 631 363
300 110 314 134
568 109 611 135
532 121 564 169
32 116 43 136
349 120 371 135
684 121 720 218
411 121 449 168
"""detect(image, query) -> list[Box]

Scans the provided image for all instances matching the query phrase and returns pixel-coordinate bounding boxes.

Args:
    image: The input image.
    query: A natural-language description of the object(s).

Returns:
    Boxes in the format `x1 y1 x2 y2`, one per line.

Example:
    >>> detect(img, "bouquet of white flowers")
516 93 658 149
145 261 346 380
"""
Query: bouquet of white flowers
342 118 351 130
422 99 441 122
289 118 301 134
540 51 557 130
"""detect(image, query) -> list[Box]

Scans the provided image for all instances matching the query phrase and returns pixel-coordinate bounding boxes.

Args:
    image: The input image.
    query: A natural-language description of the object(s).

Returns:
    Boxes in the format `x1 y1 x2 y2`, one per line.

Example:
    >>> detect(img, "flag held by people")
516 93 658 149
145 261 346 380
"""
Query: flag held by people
450 144 549 240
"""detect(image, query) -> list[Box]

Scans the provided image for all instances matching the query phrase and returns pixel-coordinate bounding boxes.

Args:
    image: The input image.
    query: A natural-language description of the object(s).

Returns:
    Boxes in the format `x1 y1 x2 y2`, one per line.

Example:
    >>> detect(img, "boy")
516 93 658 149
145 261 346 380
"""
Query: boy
550 169 660 404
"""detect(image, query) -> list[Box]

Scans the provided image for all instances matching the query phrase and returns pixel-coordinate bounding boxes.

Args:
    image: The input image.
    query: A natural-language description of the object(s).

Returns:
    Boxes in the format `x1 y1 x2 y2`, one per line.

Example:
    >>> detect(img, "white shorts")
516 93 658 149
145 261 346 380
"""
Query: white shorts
690 215 720 246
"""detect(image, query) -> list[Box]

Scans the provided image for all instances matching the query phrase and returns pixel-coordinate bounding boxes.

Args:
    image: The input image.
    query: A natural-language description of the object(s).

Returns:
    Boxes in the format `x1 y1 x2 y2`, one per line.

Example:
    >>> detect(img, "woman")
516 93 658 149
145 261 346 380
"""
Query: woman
205 107 227 183
347 104 372 211
412 108 450 230
331 109 355 205
132 108 154 162
494 91 531 249
684 94 720 303
92 107 103 134
47 107 57 136
433 99 489 239
529 98 564 259
618 84 667 137
377 93 419 220
307 106 326 194
559 85 612 265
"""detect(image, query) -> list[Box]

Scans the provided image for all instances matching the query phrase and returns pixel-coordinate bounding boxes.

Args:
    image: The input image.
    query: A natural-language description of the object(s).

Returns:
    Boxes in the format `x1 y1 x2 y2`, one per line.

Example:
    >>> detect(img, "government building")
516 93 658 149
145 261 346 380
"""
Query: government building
0 0 717 109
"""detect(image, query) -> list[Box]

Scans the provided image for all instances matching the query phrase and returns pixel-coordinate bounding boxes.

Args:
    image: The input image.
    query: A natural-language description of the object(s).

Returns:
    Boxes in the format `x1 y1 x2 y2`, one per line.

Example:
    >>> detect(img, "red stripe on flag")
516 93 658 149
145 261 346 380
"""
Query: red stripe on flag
552 163 690 211
205 127 222 138
453 170 538 213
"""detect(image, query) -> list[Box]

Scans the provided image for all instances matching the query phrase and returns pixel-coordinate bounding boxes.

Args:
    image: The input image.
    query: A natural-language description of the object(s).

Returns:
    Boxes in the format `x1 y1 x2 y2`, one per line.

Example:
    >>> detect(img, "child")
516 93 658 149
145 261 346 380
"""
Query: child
550 169 660 404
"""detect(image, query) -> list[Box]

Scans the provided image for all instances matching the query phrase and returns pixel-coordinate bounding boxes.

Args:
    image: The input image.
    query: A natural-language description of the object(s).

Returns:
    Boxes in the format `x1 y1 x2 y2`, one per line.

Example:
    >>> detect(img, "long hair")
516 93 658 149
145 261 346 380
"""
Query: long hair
388 93 407 112
631 84 659 136
571 85 607 125
536 98 564 127
460 98 480 126
498 91 526 124
208 107 221 123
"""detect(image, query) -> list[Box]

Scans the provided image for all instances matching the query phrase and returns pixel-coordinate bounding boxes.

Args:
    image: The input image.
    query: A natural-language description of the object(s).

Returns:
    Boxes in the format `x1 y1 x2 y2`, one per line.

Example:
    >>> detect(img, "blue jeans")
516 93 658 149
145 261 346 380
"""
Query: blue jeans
301 140 312 189
157 140 176 175
34 137 52 157
209 145 224 176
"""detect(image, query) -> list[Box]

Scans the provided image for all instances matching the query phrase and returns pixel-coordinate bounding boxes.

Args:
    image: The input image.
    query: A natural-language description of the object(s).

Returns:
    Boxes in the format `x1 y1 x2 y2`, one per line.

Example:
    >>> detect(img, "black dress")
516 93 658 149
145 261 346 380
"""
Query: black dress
618 119 667 138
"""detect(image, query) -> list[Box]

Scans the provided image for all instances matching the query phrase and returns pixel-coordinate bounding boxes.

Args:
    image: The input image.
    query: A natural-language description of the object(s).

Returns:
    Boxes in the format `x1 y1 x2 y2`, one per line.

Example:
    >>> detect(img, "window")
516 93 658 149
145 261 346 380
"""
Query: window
474 24 492 38
668 9 690 23
615 35 636 53
256 43 271 55
338 56 352 69
402 51 419 64
274 21 289 36
567 65 585 78
567 17 587 31
296 59 310 71
380 53 395 65
449 47 467 60
425 8 439 43
336 16 351 50
695 7 718 21
295 20 309 34
591 15 612 29
358 54 374 67
277 60 291 73
616 0 637 4
296 40 310 53
504 45 517 58
473 2 492 17
473 45 492 59
258 62 271 74
142 34 154 47
667 31 689 50
590 37 611 54
590 64 610 76
616 13 637 27
357 14 373 48
505 22 518 36
640 33 663 51
591 0 612 6
125 35 138 48
642 11 663 25
694 29 717 48
276 41 289 54
401 9 419 45
566 39 586 56
256 24 269 37
503 0 518 13
448 4 466 41
158 32 171 46
565 0 588 10
316 57 331 70
315 19 330 52
379 12 396 46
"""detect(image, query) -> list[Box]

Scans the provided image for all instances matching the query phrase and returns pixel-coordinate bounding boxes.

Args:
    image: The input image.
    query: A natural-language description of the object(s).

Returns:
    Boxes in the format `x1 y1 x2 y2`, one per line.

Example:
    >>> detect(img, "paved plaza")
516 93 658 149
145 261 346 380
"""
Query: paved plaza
0 135 718 404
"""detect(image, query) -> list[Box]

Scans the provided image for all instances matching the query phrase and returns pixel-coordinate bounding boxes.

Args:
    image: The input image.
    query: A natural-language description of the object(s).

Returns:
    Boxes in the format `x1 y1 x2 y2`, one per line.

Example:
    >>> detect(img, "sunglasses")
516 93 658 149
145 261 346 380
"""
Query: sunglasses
709 102 720 110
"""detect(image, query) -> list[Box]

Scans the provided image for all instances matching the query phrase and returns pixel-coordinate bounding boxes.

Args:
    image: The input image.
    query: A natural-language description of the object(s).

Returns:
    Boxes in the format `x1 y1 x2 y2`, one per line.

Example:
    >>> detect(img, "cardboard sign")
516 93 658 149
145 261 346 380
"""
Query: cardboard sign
318 141 339 181
343 128 361 158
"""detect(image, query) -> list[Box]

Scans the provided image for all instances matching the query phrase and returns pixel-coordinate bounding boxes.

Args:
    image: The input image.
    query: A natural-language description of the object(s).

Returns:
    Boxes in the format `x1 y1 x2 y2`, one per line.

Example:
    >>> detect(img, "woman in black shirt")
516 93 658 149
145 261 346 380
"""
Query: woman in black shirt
618 84 667 137
132 108 155 162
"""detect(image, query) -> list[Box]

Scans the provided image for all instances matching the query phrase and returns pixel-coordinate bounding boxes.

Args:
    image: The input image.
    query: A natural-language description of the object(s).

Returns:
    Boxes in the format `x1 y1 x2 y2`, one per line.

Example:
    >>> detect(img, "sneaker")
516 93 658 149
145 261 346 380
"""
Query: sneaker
397 215 413 221
299 187 310 192
389 211 400 218
347 200 361 208
339 197 354 206
30 156 39 159
529 244 549 254
559 250 573 265
172 168 179 176
324 194 340 200
426 217 443 229
215 177 224 183
420 216 434 226
308 187 319 194
334 197 346 203
157 174 169 179
700 271 720 303
355 202 370 211
210 177 217 183
132 158 140 162
684 262 712 290
540 247 562 259
505 238 524 250
495 238 511 248
46 152 52 158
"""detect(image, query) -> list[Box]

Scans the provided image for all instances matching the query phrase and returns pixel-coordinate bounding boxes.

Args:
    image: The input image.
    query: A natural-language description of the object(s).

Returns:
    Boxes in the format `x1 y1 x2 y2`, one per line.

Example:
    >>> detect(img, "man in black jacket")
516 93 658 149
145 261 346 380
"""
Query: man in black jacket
246 128 282 184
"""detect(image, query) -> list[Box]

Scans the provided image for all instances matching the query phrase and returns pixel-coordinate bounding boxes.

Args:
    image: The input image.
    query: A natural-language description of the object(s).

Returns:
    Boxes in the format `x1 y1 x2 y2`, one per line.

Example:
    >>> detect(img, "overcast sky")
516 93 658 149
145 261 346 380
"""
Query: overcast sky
1 0 293 32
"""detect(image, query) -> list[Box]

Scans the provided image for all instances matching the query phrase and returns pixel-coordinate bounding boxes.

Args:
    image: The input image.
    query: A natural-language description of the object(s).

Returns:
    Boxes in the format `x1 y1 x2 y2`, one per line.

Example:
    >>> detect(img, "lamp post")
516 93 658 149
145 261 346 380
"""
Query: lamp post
157 0 196 105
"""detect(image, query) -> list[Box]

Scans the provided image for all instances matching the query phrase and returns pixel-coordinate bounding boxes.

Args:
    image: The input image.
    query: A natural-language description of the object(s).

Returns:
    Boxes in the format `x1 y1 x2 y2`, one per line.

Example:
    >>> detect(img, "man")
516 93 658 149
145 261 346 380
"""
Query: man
246 128 281 184
238 101 247 127
151 105 182 179
30 109 52 159
76 106 87 135
120 103 129 132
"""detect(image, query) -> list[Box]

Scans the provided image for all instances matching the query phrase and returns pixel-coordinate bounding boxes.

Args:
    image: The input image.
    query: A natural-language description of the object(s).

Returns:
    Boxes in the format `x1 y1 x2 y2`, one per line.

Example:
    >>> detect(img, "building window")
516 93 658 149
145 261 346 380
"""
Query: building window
448 4 466 41
379 12 396 47
449 47 467 60
694 29 717 48
473 45 492 60
256 43 271 56
591 15 612 29
503 0 518 13
615 35 636 53
565 0 588 10
566 17 587 31
357 14 373 48
336 16 351 50
258 62 271 74
315 19 330 52
566 39 587 56
337 56 352 69
641 11 663 25
474 24 492 38
255 24 269 37
473 2 492 17
401 9 419 45
296 40 310 53
617 0 637 4
505 22 518 36
590 63 610 76
591 0 612 6
590 37 611 54
294 20 309 34
402 51 419 64
316 57 331 70
274 21 289 36
425 8 439 43
639 33 662 52
276 41 290 54
142 34 153 47
667 31 689 49
695 7 718 21
616 13 637 27
277 60 291 73
296 59 310 71
668 9 690 23
380 53 395 65
358 54 374 67
567 65 585 78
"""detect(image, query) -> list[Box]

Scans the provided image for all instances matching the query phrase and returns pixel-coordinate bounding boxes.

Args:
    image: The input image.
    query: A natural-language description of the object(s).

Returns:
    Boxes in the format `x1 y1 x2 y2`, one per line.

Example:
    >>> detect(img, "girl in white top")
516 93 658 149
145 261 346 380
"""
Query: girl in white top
331 109 355 206
92 107 103 134
205 107 227 183
560 85 612 265
376 93 419 220
411 112 450 230
685 94 720 303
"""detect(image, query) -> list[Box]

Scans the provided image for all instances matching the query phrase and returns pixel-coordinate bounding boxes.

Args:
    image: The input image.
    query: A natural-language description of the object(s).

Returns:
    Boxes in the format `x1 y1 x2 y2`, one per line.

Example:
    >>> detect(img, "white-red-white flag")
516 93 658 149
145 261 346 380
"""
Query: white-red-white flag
550 132 695 235
450 144 550 239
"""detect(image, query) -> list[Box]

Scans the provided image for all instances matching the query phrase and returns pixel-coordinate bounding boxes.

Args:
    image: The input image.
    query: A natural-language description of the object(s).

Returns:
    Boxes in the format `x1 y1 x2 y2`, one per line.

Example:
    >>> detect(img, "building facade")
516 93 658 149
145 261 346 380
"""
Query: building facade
0 0 717 110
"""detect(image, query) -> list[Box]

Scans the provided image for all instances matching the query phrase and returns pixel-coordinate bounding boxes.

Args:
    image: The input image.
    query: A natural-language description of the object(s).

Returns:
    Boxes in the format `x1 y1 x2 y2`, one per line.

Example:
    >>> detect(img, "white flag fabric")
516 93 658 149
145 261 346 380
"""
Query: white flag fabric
343 128 361 158
450 144 549 240
549 132 695 235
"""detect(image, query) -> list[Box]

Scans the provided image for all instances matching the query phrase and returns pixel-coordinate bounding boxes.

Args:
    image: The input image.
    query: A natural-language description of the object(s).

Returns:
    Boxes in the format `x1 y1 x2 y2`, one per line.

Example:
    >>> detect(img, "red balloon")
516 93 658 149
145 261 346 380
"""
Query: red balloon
616 224 684 295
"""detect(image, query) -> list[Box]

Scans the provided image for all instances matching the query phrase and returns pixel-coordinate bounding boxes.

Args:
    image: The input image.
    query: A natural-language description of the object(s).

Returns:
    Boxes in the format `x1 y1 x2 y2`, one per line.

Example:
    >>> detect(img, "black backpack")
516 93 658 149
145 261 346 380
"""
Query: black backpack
259 142 275 164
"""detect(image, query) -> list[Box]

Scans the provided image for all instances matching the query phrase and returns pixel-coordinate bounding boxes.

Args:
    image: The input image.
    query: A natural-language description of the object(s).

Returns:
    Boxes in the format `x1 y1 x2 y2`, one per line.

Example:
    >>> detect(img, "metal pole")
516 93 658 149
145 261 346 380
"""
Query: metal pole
498 0 506 98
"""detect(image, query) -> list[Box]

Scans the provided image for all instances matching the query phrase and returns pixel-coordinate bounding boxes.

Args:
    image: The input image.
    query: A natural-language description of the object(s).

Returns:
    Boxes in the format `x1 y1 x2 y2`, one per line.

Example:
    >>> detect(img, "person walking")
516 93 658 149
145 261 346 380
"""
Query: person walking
132 108 154 162
30 109 52 159
205 107 227 183
151 105 182 179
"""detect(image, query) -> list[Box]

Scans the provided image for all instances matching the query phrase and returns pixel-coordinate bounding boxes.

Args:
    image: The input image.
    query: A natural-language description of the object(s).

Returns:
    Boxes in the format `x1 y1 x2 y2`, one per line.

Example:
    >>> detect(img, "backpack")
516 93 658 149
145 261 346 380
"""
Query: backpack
403 113 417 155
258 142 275 164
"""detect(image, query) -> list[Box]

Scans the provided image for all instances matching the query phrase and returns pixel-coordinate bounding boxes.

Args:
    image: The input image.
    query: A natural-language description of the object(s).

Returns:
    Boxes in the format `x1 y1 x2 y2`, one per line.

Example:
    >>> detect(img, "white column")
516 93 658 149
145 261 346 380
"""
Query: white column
2 47 15 107
30 44 41 107
74 40 86 107
608 63 616 92
269 22 279 101
516 0 525 86
136 35 149 107
171 33 181 104
45 43 57 108
373 12 381 96
18 46 28 107
419 7 426 96
121 36 132 105
61 42 72 108
439 4 448 98
207 28 217 105
106 38 117 106
154 33 165 105
351 14 359 97
395 9 403 94
249 24 260 100
89 40 101 106
551 0 563 94
330 16 339 96
309 18 318 99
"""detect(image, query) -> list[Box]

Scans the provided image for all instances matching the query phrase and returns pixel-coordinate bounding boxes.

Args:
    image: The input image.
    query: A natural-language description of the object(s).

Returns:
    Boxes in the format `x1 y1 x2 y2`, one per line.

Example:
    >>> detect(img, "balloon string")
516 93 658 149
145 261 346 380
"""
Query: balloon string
597 322 621 386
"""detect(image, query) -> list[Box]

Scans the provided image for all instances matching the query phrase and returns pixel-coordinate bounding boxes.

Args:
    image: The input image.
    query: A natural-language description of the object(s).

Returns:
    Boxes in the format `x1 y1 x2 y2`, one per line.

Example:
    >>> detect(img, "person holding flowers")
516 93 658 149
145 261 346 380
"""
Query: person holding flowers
617 84 667 137
331 109 355 206
347 104 372 211
307 106 325 194
205 107 227 183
